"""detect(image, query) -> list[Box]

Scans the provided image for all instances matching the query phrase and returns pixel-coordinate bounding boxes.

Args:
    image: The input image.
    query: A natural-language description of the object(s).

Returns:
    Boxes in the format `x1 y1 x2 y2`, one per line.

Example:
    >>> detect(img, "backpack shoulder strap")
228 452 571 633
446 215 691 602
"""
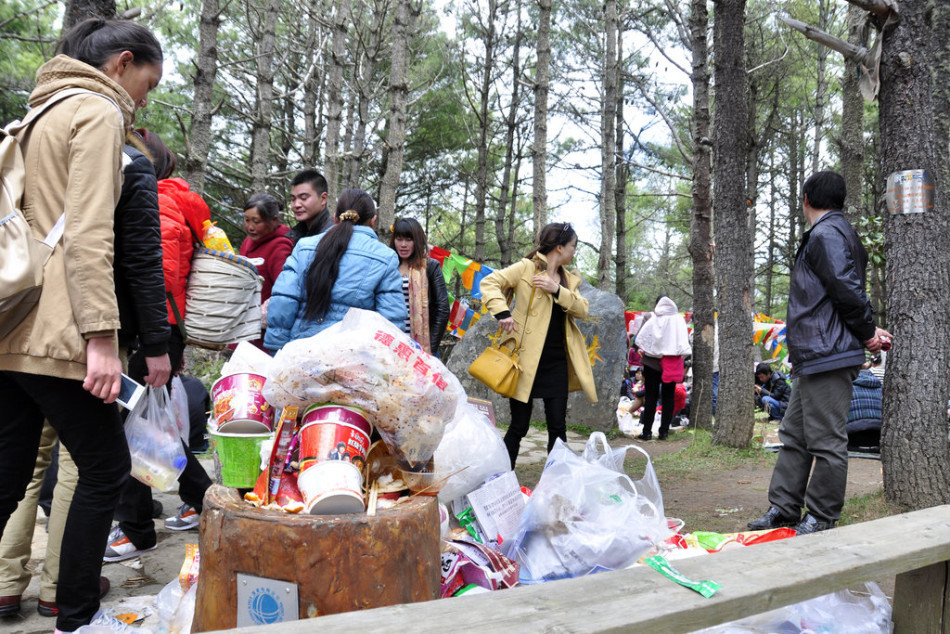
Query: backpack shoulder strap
5 88 123 136
3 89 123 250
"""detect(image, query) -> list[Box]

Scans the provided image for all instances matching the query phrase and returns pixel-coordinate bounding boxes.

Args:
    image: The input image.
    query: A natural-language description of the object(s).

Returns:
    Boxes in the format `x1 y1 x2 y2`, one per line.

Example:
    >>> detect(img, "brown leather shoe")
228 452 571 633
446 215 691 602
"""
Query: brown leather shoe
37 576 110 617
0 594 21 616
36 598 57 618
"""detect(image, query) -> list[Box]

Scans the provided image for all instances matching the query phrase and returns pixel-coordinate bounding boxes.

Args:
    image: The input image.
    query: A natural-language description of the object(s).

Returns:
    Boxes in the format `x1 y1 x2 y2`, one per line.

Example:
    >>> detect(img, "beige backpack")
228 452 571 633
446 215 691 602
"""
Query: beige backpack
0 89 121 338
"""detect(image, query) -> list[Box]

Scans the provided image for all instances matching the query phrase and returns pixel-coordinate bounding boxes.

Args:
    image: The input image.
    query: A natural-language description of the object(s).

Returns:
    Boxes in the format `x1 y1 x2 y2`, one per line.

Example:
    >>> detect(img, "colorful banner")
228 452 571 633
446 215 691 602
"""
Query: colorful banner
430 246 496 338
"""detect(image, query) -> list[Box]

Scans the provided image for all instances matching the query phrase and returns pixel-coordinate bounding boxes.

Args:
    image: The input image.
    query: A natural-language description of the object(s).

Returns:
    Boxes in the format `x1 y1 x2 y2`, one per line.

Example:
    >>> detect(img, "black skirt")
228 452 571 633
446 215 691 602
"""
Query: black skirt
529 304 569 398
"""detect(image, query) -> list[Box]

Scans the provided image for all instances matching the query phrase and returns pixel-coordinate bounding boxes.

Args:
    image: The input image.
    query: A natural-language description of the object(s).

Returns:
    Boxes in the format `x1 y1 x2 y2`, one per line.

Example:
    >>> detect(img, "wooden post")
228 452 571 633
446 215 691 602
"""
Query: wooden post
893 561 949 631
193 485 441 631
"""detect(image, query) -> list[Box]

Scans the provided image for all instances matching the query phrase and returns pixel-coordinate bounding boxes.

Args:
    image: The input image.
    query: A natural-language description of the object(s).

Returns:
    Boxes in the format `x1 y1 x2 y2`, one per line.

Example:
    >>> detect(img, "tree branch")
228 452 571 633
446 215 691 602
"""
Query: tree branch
778 15 869 65
845 0 895 18
0 0 57 30
627 73 693 165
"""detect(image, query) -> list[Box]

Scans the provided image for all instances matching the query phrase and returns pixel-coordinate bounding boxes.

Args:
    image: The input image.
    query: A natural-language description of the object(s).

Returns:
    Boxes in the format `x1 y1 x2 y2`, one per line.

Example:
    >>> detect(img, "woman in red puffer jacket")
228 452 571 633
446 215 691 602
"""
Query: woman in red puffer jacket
138 130 211 329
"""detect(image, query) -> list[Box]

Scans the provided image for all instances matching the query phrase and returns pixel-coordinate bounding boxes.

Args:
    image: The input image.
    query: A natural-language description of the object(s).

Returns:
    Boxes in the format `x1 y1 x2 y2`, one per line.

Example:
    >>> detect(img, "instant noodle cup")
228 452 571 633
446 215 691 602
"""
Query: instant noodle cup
298 404 372 472
297 460 365 515
210 431 271 488
211 373 274 433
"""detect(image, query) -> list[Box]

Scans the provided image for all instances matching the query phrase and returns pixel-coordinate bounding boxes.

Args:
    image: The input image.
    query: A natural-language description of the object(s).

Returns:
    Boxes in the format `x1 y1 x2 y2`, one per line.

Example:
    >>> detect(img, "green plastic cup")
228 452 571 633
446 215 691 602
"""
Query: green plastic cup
210 431 272 488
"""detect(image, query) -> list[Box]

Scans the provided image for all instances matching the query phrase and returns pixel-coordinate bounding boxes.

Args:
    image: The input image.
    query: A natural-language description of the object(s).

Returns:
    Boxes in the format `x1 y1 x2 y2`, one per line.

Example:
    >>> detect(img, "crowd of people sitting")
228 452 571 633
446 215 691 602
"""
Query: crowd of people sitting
621 321 888 454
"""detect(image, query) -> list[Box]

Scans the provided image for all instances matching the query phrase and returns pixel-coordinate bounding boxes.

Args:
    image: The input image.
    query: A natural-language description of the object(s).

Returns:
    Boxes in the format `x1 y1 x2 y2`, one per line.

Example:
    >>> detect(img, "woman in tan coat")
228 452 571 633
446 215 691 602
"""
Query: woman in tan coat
0 18 163 633
480 223 597 468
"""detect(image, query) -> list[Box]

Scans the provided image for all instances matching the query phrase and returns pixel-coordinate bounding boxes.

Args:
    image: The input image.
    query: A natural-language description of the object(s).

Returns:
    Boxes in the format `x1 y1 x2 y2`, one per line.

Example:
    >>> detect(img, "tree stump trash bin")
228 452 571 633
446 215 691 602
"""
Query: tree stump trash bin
193 484 441 630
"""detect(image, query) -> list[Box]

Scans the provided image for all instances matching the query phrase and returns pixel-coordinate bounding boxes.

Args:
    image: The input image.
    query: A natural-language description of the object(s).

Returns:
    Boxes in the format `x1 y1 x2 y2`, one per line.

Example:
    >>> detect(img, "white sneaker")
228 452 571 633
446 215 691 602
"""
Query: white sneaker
103 526 156 563
164 504 199 531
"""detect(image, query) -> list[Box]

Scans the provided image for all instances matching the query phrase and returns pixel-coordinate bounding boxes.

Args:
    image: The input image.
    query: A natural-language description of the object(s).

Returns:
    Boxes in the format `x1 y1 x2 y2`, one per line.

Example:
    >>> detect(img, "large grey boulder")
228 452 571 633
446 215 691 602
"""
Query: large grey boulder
445 280 626 431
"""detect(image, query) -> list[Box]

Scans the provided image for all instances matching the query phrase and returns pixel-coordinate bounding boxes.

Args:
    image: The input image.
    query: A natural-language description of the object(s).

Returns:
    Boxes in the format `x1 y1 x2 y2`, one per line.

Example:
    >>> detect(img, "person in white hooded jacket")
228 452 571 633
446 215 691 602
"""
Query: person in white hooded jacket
633 296 691 440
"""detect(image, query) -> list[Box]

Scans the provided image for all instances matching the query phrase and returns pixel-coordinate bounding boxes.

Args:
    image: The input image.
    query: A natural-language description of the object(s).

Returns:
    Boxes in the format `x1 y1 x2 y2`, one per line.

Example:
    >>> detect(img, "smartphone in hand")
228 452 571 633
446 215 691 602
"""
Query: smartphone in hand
116 373 145 411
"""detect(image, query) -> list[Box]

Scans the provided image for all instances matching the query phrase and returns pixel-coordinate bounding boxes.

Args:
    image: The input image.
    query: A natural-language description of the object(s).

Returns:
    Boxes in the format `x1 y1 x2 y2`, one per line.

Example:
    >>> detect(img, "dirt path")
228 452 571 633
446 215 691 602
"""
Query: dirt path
623 430 883 534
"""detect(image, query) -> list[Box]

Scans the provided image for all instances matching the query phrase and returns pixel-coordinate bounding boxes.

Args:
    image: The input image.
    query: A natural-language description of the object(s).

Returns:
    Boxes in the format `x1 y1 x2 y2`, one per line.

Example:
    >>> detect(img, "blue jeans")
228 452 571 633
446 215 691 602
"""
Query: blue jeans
712 372 719 415
759 395 786 420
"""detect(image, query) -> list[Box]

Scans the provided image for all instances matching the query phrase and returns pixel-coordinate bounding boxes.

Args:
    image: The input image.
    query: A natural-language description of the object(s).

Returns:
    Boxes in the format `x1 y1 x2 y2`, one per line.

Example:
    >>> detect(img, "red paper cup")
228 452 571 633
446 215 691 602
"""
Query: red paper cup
298 404 372 472
211 373 274 434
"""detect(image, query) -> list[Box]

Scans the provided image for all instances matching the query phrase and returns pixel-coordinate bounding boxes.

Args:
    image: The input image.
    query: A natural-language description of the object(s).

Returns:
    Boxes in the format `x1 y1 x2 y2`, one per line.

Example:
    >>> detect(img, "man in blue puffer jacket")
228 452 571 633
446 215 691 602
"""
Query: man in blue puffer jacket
264 188 407 353
748 171 892 537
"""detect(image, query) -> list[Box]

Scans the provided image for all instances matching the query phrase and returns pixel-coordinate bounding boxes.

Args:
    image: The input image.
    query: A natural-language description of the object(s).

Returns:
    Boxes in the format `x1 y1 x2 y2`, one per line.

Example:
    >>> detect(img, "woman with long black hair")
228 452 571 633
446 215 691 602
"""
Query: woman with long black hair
479 223 597 468
389 217 449 355
0 17 163 632
265 188 407 352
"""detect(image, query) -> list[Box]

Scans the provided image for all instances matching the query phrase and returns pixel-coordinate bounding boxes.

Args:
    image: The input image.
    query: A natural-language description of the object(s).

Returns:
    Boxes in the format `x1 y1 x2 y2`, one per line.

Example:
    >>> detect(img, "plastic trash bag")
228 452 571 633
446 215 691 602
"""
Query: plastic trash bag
169 376 190 446
154 578 184 634
435 401 511 504
694 581 892 633
125 387 187 492
169 581 198 634
264 308 463 468
506 432 669 583
616 396 640 436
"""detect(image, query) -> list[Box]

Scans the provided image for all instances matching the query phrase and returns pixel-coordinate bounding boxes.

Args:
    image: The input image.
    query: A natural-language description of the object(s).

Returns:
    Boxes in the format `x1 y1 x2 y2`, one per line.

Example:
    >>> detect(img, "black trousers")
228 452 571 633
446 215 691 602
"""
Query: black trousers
504 396 568 469
0 371 130 631
640 365 675 436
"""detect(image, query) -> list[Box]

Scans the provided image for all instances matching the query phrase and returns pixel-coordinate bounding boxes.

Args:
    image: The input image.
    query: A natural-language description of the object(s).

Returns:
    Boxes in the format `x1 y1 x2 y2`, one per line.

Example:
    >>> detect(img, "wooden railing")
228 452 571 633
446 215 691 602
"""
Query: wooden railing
219 505 950 633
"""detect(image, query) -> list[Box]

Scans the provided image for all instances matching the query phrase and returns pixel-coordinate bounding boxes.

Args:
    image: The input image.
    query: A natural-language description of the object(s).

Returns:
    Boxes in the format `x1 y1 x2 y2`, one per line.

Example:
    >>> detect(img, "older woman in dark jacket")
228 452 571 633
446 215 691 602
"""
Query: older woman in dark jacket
390 217 450 355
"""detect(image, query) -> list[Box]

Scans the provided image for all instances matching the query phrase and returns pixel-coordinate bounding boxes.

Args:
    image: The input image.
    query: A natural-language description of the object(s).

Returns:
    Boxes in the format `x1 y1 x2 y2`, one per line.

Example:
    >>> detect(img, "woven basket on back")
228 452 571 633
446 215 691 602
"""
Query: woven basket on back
184 248 262 348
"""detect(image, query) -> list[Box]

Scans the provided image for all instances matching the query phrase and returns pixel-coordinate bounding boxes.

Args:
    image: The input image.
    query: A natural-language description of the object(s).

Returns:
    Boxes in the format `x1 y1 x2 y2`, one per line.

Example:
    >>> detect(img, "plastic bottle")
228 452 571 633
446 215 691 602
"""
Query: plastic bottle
201 220 235 254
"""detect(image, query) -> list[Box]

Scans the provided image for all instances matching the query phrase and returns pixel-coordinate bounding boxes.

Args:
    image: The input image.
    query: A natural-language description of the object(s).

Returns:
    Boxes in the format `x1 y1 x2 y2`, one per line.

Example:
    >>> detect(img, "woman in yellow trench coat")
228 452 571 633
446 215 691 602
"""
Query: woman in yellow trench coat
480 223 597 468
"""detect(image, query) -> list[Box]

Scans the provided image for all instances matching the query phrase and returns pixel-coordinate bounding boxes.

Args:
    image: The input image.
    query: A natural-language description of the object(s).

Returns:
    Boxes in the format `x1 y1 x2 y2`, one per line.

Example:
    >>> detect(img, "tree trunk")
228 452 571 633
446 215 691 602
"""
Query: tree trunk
324 0 350 198
248 0 281 193
472 0 498 262
62 0 115 30
181 0 220 194
532 0 552 233
689 0 714 432
614 24 628 303
347 16 382 187
598 0 619 290
301 0 326 169
879 0 950 509
763 148 777 315
495 0 523 267
376 0 417 242
839 4 866 223
712 0 754 448
809 0 831 174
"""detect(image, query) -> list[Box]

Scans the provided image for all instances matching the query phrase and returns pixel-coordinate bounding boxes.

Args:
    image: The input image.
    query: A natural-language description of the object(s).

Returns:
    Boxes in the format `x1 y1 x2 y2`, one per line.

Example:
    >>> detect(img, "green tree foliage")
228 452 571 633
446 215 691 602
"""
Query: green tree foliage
0 1 59 123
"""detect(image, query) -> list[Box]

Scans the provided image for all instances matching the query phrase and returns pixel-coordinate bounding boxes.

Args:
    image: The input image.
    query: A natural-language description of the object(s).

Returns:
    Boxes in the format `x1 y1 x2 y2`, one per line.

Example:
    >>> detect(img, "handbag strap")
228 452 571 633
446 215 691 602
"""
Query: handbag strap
511 288 536 355
492 269 538 354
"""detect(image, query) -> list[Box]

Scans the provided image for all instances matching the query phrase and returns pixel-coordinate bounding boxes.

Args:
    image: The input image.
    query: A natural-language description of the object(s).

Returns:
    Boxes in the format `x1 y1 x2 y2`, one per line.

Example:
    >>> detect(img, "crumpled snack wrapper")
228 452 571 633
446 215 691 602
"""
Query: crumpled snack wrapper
264 308 462 468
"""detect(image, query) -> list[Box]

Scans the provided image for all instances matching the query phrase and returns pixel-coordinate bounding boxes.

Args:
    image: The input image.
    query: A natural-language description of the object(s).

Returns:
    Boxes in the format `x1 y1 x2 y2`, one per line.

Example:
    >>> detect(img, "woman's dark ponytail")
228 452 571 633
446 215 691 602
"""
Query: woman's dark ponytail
303 189 377 320
57 17 162 70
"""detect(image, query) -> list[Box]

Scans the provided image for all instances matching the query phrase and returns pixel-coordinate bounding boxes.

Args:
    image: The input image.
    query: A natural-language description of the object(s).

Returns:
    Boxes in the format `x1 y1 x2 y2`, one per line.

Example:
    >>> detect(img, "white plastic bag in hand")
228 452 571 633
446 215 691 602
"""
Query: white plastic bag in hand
125 386 187 492
169 376 190 446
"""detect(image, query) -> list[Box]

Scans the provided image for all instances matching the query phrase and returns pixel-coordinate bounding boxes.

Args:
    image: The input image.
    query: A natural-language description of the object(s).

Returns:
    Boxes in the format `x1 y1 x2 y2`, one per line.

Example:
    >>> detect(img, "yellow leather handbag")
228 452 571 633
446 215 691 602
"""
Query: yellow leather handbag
468 288 536 398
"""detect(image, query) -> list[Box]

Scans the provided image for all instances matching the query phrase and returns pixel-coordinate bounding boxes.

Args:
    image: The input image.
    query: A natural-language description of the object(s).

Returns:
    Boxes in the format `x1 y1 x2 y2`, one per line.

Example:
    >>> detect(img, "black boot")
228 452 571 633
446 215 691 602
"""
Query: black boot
503 433 521 469
748 506 799 530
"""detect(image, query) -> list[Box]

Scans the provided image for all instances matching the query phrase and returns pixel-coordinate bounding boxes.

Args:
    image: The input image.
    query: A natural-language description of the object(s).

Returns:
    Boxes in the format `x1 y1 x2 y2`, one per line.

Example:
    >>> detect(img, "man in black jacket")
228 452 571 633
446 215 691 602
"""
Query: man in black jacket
748 171 892 536
754 362 791 421
286 169 332 244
